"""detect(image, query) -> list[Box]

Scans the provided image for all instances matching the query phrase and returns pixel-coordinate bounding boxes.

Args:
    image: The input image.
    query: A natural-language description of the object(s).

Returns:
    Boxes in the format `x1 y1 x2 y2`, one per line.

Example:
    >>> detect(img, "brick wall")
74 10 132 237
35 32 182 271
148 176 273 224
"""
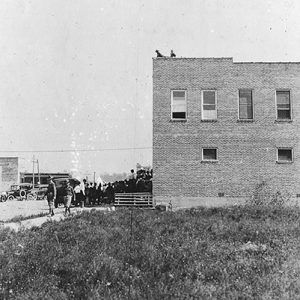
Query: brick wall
153 58 300 206
0 157 18 192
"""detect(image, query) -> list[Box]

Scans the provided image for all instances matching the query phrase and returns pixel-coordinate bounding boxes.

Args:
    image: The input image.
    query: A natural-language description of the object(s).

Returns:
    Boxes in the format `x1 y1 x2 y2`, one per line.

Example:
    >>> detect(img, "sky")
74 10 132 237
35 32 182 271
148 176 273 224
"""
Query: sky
0 0 299 179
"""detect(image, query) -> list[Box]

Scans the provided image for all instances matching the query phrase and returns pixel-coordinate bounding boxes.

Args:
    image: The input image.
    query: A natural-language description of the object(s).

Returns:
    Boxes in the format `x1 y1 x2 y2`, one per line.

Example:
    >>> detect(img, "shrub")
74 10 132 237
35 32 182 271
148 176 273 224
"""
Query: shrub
247 180 291 208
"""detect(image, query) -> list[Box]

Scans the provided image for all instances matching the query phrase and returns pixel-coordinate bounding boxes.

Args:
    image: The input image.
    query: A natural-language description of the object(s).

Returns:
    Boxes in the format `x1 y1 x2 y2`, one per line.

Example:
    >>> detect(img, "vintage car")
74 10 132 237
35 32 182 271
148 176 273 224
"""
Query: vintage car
6 183 48 201
53 177 80 208
6 183 34 200
29 184 49 200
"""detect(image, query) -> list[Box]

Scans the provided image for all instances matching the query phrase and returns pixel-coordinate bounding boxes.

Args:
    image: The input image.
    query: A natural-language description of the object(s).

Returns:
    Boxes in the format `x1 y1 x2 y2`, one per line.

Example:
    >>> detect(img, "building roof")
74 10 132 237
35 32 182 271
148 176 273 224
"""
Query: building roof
153 57 300 64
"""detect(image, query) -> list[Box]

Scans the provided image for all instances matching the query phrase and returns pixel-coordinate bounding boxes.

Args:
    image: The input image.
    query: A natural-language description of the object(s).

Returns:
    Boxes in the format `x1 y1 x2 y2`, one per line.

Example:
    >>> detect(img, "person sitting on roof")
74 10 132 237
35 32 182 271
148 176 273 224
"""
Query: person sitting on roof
155 50 164 57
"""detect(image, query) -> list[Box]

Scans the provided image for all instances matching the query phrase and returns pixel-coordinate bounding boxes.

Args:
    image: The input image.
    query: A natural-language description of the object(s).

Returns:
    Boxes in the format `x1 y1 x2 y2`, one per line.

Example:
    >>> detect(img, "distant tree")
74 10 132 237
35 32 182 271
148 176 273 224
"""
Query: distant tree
101 172 127 183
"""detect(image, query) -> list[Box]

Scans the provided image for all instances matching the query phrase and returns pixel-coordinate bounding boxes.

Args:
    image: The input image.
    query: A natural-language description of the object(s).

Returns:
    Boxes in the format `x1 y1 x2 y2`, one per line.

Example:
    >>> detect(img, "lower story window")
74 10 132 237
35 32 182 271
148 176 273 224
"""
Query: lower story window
202 148 217 161
277 148 293 163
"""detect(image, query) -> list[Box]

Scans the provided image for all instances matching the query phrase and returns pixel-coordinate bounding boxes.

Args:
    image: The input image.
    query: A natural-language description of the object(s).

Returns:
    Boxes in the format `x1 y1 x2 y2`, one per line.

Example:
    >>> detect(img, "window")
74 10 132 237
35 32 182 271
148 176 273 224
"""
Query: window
239 89 253 119
202 148 217 161
277 148 293 163
276 91 291 120
171 90 186 119
202 90 217 120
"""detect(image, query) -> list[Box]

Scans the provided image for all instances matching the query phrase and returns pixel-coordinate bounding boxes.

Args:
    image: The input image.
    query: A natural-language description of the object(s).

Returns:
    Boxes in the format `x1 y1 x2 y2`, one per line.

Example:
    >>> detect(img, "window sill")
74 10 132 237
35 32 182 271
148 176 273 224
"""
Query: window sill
201 160 219 163
237 119 254 123
275 119 293 123
201 119 217 123
169 119 187 123
276 161 293 164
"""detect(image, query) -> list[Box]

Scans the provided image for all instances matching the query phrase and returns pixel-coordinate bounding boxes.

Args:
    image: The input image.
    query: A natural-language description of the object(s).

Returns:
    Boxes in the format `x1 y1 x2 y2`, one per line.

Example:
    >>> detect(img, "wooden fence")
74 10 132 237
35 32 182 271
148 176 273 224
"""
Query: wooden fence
114 193 154 207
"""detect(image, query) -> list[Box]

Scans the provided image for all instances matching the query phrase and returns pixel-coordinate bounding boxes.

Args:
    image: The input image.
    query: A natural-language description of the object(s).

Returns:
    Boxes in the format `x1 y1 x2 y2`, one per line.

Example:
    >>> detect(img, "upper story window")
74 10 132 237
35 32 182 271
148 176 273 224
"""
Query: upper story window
202 90 217 120
276 91 291 120
171 90 186 120
239 89 253 120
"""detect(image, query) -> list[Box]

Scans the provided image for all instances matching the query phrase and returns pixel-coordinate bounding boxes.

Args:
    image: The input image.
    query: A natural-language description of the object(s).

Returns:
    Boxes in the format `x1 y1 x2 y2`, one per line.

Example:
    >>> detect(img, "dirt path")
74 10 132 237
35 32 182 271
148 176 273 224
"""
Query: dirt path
0 199 65 221
0 204 114 231
0 199 115 231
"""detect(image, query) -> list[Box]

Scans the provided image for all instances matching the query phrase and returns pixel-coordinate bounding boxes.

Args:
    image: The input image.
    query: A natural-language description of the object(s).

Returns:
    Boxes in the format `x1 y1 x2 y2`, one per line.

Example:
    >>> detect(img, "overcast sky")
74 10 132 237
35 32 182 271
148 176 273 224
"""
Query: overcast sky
0 0 299 179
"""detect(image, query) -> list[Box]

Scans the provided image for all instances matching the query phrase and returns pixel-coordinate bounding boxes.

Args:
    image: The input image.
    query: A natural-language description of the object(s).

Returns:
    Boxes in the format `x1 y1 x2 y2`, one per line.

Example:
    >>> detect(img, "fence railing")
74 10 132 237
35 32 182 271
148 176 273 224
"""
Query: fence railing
114 192 154 207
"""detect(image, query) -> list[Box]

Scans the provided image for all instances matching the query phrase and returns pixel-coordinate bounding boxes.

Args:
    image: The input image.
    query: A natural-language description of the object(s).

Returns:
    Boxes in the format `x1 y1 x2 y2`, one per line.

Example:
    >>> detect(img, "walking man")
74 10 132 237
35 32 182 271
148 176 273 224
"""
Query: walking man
63 180 74 216
46 176 56 216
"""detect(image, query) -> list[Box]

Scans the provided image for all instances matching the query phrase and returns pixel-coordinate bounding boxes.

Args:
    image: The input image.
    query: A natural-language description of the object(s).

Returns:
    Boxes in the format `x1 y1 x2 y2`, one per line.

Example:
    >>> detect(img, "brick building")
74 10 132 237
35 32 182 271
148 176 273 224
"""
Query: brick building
0 157 18 192
153 57 300 208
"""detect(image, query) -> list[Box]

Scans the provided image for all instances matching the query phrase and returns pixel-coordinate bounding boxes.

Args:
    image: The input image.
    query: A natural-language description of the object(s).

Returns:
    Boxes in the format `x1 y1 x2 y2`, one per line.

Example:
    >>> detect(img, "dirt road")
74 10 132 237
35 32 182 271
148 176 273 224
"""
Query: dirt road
0 199 65 221
0 200 114 231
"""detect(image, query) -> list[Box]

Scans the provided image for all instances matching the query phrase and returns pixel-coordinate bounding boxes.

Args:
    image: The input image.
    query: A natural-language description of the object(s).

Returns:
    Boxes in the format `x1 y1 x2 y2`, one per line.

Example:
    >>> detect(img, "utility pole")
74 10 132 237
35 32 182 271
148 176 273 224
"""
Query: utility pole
37 159 40 184
32 155 35 186
32 156 40 186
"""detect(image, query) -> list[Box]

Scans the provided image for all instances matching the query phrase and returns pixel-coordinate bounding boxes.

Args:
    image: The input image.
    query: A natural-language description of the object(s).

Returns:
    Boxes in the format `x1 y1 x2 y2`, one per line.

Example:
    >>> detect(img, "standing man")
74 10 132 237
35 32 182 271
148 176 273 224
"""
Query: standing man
127 169 136 193
46 176 56 216
74 183 81 206
105 182 115 204
80 179 86 208
63 180 74 216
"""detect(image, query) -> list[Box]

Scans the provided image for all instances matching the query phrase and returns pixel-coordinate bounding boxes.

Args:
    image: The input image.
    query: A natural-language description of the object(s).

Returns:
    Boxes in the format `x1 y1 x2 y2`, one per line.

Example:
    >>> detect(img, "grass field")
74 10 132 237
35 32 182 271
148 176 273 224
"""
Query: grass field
1 205 300 299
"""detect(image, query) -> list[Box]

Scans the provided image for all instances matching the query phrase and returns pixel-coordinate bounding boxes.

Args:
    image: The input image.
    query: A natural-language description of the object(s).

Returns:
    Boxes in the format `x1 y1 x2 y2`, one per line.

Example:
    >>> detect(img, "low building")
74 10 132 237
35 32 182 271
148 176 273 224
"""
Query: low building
20 172 70 185
153 57 300 208
0 157 18 192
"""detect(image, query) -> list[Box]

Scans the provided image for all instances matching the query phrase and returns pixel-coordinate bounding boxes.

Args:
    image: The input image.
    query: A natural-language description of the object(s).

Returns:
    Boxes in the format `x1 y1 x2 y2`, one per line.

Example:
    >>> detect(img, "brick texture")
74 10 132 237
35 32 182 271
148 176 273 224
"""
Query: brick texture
0 157 18 192
153 58 300 205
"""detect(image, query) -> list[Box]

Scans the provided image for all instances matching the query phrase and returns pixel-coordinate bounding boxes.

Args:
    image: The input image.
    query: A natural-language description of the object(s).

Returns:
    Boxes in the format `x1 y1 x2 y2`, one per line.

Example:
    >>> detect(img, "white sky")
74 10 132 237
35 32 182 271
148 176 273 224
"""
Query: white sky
0 0 299 178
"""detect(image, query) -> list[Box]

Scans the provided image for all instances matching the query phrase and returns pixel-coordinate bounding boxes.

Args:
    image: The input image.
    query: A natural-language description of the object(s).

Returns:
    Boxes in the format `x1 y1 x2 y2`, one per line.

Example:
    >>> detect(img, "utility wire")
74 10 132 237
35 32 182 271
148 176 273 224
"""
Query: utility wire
0 146 152 153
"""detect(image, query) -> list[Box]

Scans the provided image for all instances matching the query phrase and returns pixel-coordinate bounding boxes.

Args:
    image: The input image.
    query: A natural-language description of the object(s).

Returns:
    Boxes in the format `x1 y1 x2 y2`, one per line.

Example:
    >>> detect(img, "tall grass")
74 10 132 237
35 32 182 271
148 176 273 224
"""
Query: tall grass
1 206 300 299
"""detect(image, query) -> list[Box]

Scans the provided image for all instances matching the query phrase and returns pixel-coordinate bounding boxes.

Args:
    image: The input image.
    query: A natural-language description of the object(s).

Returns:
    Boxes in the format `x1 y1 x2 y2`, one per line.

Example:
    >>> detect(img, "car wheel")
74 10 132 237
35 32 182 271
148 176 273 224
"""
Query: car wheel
27 193 37 201
7 195 15 201
20 189 26 199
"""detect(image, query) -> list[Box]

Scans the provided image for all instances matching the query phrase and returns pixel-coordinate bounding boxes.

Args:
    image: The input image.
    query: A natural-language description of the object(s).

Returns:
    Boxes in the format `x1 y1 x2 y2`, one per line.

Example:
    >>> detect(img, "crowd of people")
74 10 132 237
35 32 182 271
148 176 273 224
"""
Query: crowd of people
72 168 153 207
44 168 153 217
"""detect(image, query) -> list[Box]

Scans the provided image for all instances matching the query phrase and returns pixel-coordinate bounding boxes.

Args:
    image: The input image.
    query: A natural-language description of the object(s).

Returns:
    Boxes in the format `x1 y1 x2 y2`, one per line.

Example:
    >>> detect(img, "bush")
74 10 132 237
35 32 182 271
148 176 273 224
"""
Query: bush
247 180 291 208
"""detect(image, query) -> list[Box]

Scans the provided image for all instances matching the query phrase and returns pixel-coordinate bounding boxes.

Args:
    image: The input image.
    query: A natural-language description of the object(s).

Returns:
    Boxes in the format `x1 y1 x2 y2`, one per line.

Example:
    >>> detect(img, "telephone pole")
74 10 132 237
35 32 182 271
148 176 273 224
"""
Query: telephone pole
37 159 40 184
32 156 40 185
32 155 35 185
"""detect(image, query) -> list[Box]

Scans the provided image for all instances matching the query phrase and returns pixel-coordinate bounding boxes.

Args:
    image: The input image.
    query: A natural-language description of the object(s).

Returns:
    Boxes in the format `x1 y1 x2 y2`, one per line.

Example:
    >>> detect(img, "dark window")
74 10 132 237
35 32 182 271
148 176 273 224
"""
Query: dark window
276 91 291 120
277 149 292 162
172 112 186 119
203 148 217 160
239 89 253 119
172 90 186 119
